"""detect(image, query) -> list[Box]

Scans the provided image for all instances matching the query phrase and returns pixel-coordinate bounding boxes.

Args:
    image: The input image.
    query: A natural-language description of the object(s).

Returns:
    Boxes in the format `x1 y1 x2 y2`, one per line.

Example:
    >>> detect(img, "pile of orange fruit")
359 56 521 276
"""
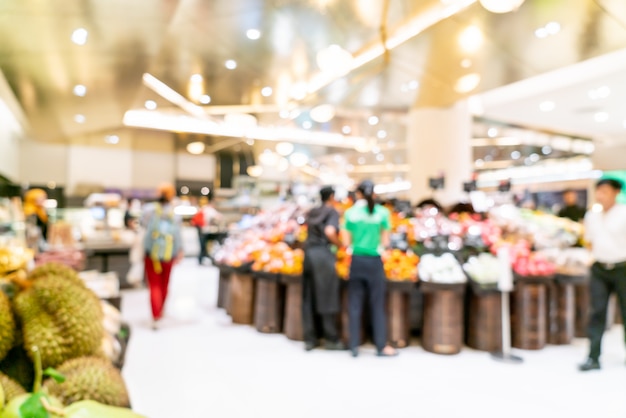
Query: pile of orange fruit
335 247 351 279
382 249 420 281
251 242 304 275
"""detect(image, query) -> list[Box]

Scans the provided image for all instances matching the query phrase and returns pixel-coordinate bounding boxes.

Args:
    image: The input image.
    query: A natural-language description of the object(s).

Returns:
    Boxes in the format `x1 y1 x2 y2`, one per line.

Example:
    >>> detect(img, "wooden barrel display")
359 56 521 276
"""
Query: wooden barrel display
253 272 284 333
386 281 415 348
547 275 578 345
282 274 304 341
511 276 549 350
421 282 466 355
574 280 589 338
216 264 232 309
229 269 256 325
466 283 502 352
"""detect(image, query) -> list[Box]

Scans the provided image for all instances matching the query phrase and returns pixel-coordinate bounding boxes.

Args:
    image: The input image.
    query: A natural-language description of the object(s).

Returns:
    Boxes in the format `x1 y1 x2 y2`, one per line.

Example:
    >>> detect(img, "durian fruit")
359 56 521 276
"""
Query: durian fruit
0 291 16 361
0 372 26 404
43 356 130 408
13 276 104 369
27 262 83 287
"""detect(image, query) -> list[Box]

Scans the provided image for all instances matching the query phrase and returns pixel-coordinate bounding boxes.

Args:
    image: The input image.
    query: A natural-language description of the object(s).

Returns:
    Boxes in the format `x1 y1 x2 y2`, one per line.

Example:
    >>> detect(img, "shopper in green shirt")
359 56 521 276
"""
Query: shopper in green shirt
343 180 398 357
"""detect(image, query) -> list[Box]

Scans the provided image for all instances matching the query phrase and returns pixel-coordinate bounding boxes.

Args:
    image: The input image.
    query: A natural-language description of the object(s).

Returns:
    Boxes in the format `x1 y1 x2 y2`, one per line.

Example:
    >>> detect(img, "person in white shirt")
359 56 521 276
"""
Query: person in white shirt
579 178 626 371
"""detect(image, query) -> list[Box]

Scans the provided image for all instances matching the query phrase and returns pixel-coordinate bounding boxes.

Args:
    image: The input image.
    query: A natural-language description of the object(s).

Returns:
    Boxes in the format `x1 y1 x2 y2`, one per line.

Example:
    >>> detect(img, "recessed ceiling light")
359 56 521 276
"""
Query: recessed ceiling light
588 86 611 100
594 111 609 123
545 21 561 35
278 158 289 172
542 145 552 155
316 44 353 75
368 115 379 125
529 153 540 162
479 0 526 14
289 109 301 119
487 127 498 138
539 101 555 112
290 82 308 100
186 141 206 155
511 150 521 160
144 100 157 110
180 186 190 195
458 25 484 54
199 94 211 104
246 138 255 146
289 152 309 167
342 125 352 134
461 59 472 68
376 153 384 162
475 159 485 167
261 86 273 97
408 80 419 90
190 74 203 83
74 114 86 124
377 130 387 139
71 28 88 45
534 28 548 39
279 110 290 119
302 120 313 129
105 135 119 145
372 146 381 154
246 29 261 40
455 73 481 93
201 187 210 195
310 104 335 123
276 142 294 156
73 84 87 97
225 60 237 70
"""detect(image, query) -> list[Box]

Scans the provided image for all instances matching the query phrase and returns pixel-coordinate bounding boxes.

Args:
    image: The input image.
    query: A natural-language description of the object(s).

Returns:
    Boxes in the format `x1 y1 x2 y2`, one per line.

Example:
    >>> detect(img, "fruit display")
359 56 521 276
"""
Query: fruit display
0 260 140 416
381 249 419 281
419 253 466 284
463 253 501 285
0 247 33 276
34 249 85 271
251 242 304 275
491 240 556 277
335 247 351 279
43 356 130 408
536 247 592 276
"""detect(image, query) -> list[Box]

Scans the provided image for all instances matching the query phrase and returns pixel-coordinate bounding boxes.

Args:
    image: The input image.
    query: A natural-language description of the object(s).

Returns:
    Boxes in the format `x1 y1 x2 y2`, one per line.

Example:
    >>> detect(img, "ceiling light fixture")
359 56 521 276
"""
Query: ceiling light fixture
144 100 157 110
199 94 211 104
190 74 203 83
247 165 263 177
289 152 309 167
377 130 388 139
73 84 87 97
186 141 206 155
246 29 261 40
594 112 609 123
316 44 353 75
302 120 313 129
511 150 521 160
479 0 526 14
279 110 290 119
105 135 119 145
408 80 419 90
261 86 273 97
529 153 540 162
539 101 556 112
458 25 484 54
342 125 352 134
290 82 308 100
455 73 481 93
71 28 88 45
278 158 290 172
534 28 548 39
276 142 295 156
310 104 335 123
74 114 86 124
225 60 237 70
542 145 552 155
545 21 561 35
376 154 385 162
368 115 379 125
487 127 498 138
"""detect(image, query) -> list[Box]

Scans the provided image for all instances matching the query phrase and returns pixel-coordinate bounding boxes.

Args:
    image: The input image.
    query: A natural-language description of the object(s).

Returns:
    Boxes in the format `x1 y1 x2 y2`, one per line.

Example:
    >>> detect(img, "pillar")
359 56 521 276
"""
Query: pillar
406 100 473 207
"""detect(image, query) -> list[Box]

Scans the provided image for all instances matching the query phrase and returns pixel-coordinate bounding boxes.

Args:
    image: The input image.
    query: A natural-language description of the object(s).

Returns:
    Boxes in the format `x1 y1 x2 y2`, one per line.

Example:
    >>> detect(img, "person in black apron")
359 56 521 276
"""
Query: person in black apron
302 186 345 351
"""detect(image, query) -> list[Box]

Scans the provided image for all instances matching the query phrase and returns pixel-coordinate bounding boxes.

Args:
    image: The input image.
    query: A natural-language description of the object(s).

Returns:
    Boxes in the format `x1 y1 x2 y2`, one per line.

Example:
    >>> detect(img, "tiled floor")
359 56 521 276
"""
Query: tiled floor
122 259 625 418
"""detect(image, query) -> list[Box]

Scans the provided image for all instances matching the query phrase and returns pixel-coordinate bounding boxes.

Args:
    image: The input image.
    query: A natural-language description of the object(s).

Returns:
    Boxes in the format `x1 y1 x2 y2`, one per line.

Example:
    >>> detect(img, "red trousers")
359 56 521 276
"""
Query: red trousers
144 256 175 320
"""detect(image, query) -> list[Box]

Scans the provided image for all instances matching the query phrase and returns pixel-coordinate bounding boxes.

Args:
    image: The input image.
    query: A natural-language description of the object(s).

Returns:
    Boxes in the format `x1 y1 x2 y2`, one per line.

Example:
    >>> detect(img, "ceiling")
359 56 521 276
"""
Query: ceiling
1 0 626 184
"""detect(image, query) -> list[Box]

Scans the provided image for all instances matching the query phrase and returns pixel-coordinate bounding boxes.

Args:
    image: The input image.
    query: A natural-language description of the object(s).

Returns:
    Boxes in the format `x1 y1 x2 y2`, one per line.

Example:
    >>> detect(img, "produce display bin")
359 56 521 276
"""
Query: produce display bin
229 267 256 325
386 280 416 348
511 275 550 350
338 281 368 346
574 279 589 338
216 264 233 310
421 281 466 355
282 274 304 341
466 282 502 352
253 272 284 333
547 275 581 345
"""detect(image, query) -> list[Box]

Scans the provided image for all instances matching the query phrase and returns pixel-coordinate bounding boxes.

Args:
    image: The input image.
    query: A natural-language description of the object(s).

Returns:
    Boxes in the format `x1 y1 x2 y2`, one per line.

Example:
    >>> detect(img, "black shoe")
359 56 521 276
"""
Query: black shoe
578 358 600 372
350 348 359 358
325 341 347 351
305 341 320 351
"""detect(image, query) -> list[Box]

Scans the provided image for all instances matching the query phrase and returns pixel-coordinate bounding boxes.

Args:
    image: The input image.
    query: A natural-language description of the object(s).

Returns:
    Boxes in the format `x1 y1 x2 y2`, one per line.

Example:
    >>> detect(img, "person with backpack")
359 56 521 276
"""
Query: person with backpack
343 180 398 357
302 186 345 351
142 183 184 329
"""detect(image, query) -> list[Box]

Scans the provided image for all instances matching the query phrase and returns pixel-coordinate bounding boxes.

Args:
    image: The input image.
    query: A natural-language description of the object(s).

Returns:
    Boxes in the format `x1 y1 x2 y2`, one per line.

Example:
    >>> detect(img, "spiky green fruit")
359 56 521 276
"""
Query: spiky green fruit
28 263 83 287
13 277 103 369
0 292 16 362
43 357 129 408
0 373 26 406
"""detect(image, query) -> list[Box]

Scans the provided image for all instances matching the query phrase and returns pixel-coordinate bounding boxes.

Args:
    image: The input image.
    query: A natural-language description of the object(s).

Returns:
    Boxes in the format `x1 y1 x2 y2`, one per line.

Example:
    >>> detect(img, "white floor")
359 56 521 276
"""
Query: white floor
121 259 626 418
